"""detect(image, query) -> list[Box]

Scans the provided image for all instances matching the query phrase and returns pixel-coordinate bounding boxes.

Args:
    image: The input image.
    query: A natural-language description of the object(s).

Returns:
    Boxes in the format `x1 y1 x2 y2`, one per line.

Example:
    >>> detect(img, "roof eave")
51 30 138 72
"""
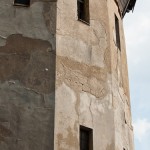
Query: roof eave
122 0 137 18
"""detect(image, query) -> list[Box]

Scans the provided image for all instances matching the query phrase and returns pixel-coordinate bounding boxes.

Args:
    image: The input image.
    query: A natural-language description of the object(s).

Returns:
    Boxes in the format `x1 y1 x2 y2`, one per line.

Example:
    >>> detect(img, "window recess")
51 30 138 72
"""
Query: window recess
14 0 30 7
77 0 90 24
80 126 93 150
115 14 121 50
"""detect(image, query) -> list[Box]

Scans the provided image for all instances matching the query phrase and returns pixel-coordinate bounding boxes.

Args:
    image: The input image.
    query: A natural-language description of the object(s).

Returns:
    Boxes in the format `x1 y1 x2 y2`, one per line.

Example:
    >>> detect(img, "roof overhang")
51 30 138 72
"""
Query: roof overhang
122 0 137 17
114 0 137 18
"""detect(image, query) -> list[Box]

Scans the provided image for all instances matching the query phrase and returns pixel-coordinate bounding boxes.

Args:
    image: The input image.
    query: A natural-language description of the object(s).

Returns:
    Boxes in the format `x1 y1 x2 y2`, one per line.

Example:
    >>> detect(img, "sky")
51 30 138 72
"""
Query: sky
124 0 150 149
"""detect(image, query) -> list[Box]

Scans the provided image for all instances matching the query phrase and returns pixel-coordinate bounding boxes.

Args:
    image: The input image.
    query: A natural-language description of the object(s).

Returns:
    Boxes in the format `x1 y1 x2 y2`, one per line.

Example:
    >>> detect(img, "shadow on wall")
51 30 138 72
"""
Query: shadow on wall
0 1 57 150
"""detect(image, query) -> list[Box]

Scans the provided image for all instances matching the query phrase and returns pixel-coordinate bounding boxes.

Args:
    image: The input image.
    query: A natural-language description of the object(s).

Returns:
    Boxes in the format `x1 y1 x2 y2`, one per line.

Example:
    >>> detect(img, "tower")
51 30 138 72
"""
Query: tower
0 0 136 150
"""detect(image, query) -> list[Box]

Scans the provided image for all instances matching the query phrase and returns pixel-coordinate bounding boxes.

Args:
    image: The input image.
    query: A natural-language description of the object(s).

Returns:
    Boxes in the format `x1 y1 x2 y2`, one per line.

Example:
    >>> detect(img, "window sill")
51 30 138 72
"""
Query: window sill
13 3 30 7
78 19 90 26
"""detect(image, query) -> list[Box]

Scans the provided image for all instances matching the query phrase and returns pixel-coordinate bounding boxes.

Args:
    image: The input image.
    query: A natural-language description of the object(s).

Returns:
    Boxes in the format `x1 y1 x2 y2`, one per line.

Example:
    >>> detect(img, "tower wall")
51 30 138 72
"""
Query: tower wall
0 0 134 150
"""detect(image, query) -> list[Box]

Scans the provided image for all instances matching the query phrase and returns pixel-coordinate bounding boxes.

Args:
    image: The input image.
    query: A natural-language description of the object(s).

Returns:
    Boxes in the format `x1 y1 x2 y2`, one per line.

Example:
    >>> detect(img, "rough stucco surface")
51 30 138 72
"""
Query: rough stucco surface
0 1 56 150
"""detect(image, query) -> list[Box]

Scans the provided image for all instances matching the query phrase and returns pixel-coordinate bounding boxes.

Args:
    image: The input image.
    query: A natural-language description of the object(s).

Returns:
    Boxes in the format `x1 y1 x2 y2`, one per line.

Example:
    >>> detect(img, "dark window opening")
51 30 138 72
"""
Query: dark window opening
124 112 127 124
77 0 90 24
80 126 93 150
14 0 30 6
115 15 121 50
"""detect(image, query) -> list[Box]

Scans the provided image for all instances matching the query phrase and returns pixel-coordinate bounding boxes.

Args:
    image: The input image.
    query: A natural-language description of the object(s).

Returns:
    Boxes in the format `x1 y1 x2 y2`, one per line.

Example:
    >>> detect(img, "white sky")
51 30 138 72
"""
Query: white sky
124 0 150 149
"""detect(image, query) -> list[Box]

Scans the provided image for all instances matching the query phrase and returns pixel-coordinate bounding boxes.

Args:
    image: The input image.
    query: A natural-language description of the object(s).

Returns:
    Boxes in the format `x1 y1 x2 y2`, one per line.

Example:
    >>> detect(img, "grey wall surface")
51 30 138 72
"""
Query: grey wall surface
0 1 56 150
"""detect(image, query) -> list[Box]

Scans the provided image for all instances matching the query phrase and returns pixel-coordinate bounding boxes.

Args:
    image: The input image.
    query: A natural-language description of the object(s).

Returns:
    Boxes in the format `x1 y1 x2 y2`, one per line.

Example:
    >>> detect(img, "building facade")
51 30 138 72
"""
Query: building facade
0 0 136 150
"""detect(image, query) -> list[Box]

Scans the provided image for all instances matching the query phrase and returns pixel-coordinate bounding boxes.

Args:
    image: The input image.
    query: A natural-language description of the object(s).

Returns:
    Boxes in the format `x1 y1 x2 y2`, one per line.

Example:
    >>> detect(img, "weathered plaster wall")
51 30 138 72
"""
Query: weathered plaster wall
107 0 134 149
55 0 134 149
0 1 56 150
55 0 116 149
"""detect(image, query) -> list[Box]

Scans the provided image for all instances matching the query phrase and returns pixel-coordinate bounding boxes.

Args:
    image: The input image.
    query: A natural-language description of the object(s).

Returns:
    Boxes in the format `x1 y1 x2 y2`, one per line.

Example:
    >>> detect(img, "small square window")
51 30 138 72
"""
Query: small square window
115 14 121 50
80 126 93 150
77 0 90 24
14 0 30 6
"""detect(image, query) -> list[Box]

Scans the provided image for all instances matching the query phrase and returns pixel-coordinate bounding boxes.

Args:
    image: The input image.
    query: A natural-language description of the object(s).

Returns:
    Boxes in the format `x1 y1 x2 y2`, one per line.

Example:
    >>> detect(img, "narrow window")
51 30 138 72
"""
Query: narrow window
77 0 90 24
80 126 93 150
115 15 121 50
14 0 30 6
124 112 127 124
